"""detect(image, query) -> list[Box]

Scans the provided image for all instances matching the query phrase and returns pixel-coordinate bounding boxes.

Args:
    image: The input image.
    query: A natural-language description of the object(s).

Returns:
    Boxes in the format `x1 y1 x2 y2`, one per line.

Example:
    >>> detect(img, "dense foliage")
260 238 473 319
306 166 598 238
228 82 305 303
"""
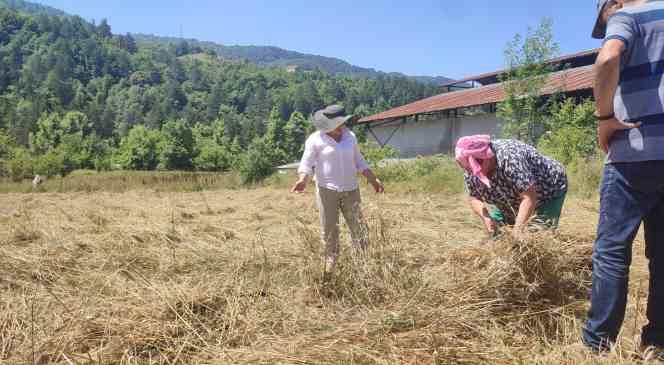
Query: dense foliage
497 18 560 145
0 7 442 181
134 34 454 85
497 19 599 165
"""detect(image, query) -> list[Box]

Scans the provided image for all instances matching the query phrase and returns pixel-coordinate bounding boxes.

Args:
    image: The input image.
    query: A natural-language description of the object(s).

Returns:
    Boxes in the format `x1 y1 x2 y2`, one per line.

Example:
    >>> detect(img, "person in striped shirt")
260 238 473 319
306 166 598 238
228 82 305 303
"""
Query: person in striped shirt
583 0 664 352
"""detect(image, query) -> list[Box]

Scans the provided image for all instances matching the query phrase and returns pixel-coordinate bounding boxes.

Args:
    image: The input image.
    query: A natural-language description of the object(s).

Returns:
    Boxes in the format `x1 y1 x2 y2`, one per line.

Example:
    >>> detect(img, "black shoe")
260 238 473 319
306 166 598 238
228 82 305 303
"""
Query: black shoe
642 325 664 349
641 346 664 362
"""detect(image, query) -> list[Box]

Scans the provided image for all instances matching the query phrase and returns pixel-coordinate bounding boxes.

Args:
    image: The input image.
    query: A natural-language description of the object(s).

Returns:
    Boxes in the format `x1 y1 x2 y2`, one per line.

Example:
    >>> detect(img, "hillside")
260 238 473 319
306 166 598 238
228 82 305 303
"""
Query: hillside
0 0 453 85
0 0 65 16
134 33 455 85
0 6 442 179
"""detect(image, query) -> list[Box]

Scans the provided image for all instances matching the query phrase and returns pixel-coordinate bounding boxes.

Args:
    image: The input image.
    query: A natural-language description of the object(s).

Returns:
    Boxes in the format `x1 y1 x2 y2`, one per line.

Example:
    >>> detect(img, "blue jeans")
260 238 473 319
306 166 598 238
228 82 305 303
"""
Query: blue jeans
582 161 664 350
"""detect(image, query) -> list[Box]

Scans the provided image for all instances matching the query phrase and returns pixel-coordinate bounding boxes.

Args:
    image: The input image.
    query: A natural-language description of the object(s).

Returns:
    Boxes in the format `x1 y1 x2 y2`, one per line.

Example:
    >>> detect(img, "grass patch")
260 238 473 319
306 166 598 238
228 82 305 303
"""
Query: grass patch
0 170 242 193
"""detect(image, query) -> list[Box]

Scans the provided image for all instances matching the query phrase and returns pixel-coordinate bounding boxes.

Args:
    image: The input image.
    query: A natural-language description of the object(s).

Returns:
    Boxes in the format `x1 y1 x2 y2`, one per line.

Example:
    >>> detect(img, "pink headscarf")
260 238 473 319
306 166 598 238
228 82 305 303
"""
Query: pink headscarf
455 135 495 187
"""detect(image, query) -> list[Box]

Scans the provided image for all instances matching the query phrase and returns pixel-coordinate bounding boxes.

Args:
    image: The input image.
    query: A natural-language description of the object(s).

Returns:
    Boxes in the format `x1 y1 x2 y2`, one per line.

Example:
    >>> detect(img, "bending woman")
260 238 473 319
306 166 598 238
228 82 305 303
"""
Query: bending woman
455 135 567 238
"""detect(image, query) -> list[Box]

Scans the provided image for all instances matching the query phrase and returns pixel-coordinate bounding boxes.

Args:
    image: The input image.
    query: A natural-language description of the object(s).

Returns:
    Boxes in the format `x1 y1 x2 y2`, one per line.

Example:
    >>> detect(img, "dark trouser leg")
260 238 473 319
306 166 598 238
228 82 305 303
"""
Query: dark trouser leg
582 164 643 350
643 197 664 347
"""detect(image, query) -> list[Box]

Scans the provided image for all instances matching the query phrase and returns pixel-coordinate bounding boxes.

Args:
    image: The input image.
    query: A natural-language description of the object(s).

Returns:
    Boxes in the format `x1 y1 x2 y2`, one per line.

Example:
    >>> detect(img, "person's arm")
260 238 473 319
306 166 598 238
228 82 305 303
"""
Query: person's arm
595 15 641 153
468 196 496 234
354 139 384 193
594 40 623 117
361 168 384 193
291 173 311 193
513 185 538 236
292 137 317 193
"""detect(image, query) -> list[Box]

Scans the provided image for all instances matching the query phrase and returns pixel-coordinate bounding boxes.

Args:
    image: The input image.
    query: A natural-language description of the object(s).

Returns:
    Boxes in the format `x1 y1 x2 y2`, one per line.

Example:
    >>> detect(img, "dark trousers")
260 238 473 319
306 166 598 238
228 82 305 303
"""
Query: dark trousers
582 161 664 350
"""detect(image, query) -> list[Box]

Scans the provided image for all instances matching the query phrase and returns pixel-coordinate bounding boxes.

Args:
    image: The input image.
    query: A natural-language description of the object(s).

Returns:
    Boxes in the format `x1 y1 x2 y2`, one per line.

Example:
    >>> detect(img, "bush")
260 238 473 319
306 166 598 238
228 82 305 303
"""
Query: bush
7 148 33 181
359 141 397 168
375 156 464 194
159 119 194 170
33 149 67 177
193 140 231 171
0 130 16 178
237 138 285 184
115 126 163 170
94 154 113 172
566 154 604 198
538 98 597 165
57 133 95 172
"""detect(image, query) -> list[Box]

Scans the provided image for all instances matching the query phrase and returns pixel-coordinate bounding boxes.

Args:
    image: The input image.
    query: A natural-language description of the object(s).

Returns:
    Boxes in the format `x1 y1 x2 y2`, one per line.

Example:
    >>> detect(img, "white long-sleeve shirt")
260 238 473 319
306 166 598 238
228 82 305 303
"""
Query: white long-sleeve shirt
297 128 370 192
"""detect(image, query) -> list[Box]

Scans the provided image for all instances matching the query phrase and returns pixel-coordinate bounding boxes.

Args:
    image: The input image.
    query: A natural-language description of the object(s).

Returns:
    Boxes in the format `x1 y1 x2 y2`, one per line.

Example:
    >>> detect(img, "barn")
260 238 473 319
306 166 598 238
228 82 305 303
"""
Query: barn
357 50 598 157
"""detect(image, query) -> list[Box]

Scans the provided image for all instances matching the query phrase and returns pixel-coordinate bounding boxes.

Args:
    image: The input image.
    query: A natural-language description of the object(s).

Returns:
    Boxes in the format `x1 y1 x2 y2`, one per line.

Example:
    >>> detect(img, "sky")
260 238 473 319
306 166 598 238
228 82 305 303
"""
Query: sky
33 0 600 80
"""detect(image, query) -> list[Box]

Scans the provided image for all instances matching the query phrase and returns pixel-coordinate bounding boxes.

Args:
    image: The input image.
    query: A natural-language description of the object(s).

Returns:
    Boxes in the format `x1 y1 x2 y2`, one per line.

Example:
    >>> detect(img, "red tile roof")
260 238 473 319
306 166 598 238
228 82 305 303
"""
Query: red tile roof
358 65 594 124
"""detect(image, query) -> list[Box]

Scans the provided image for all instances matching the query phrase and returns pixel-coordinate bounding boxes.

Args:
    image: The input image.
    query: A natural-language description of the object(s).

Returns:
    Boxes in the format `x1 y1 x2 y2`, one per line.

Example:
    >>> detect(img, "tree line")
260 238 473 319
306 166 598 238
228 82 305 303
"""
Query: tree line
0 8 440 182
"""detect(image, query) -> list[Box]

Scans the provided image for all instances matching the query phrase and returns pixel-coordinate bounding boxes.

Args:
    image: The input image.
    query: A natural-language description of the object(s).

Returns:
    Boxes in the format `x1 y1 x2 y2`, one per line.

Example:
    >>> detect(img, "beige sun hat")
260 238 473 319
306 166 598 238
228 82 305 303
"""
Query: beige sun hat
312 105 358 133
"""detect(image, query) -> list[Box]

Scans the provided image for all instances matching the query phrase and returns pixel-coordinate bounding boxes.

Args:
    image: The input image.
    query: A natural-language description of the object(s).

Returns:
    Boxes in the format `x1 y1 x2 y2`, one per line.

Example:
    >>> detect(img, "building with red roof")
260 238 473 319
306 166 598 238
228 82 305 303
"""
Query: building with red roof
356 50 597 157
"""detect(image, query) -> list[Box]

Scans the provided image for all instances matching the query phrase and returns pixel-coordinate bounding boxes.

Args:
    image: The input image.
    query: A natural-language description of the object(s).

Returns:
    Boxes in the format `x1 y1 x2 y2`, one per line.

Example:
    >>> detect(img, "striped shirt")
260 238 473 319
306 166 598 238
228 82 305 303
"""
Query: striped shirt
605 0 664 162
298 128 370 192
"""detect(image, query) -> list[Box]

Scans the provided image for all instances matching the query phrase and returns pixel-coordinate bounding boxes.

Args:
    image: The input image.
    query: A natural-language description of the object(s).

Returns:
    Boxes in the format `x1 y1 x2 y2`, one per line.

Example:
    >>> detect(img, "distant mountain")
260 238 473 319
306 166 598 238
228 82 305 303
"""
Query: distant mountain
134 34 454 85
0 0 453 85
0 0 66 17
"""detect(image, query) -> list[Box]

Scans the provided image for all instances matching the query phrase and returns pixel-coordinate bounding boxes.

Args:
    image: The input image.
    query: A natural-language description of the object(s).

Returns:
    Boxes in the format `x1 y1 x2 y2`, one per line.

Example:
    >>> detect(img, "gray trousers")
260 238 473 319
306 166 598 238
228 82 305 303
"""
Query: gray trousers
316 186 369 272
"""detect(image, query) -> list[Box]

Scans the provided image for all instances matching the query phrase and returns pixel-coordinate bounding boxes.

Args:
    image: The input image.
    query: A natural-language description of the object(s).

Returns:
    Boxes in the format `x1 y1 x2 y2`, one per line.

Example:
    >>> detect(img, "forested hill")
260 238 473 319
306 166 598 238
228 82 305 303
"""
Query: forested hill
0 7 442 180
134 34 454 85
0 0 452 84
0 0 65 16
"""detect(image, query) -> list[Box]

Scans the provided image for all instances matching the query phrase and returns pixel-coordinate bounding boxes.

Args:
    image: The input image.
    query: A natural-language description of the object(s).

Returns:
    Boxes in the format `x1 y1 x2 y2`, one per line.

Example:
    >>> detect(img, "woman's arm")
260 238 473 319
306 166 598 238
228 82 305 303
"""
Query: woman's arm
354 138 384 193
468 196 496 234
513 185 538 236
361 168 384 193
292 137 317 193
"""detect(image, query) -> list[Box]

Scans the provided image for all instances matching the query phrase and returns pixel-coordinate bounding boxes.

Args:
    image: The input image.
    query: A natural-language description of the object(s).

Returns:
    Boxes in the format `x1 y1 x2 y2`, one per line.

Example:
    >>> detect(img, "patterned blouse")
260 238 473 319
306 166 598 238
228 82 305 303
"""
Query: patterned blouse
464 139 567 224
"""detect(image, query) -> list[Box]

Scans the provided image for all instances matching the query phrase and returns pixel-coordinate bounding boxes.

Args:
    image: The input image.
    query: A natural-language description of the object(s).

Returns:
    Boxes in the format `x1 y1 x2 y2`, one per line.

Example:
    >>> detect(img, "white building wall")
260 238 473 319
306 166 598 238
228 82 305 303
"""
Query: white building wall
368 113 503 158
455 113 503 140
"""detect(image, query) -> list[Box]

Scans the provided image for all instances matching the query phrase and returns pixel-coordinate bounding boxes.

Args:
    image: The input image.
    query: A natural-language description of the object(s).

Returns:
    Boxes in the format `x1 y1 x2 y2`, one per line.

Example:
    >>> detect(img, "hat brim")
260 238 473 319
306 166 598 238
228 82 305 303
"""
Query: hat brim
592 3 608 39
313 111 355 132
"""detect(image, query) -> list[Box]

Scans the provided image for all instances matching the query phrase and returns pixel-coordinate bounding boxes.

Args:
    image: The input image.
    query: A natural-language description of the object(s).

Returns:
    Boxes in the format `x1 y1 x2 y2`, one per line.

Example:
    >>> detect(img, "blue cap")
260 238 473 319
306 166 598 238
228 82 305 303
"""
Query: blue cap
592 0 610 39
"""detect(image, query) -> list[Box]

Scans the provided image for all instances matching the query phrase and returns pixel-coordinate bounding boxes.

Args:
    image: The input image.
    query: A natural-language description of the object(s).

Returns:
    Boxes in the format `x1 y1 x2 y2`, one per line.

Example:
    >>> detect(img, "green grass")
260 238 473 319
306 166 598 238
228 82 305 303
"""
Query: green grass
0 170 243 193
0 155 605 196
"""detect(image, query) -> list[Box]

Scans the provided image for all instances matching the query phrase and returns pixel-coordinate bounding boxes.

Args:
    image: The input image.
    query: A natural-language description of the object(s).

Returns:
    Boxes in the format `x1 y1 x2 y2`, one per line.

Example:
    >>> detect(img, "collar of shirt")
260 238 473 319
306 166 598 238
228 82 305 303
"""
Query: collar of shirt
320 127 349 145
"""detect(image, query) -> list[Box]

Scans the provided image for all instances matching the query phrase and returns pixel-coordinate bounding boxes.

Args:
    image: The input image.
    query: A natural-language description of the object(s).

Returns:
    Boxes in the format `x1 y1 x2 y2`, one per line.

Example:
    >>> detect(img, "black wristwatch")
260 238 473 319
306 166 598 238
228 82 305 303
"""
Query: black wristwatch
594 111 615 121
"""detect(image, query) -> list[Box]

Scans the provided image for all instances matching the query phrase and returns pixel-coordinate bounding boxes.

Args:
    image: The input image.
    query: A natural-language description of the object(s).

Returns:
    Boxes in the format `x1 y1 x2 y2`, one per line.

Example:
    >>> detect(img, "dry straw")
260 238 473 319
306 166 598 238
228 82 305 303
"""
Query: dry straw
0 188 656 364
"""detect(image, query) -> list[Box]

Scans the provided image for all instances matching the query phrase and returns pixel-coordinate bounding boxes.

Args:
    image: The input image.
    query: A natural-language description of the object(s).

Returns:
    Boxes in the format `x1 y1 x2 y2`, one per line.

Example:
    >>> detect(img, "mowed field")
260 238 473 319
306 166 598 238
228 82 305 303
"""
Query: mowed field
0 175 658 364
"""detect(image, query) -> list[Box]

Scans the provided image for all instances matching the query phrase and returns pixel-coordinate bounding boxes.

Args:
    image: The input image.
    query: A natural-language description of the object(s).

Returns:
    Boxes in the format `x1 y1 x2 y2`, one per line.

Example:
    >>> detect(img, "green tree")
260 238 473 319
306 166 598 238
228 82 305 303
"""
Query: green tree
359 141 397 168
0 8 443 175
97 18 112 38
282 111 308 160
193 139 230 171
30 112 61 153
159 119 194 170
7 147 33 181
0 129 15 177
238 137 284 184
538 97 598 165
33 148 66 177
265 106 287 151
115 125 163 170
497 18 559 144
30 111 91 153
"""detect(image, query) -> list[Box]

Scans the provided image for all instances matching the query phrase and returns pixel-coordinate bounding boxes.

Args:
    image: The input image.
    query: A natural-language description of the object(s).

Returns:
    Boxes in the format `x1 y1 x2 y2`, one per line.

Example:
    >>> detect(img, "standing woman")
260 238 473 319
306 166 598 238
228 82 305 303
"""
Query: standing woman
456 135 568 239
291 105 384 279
